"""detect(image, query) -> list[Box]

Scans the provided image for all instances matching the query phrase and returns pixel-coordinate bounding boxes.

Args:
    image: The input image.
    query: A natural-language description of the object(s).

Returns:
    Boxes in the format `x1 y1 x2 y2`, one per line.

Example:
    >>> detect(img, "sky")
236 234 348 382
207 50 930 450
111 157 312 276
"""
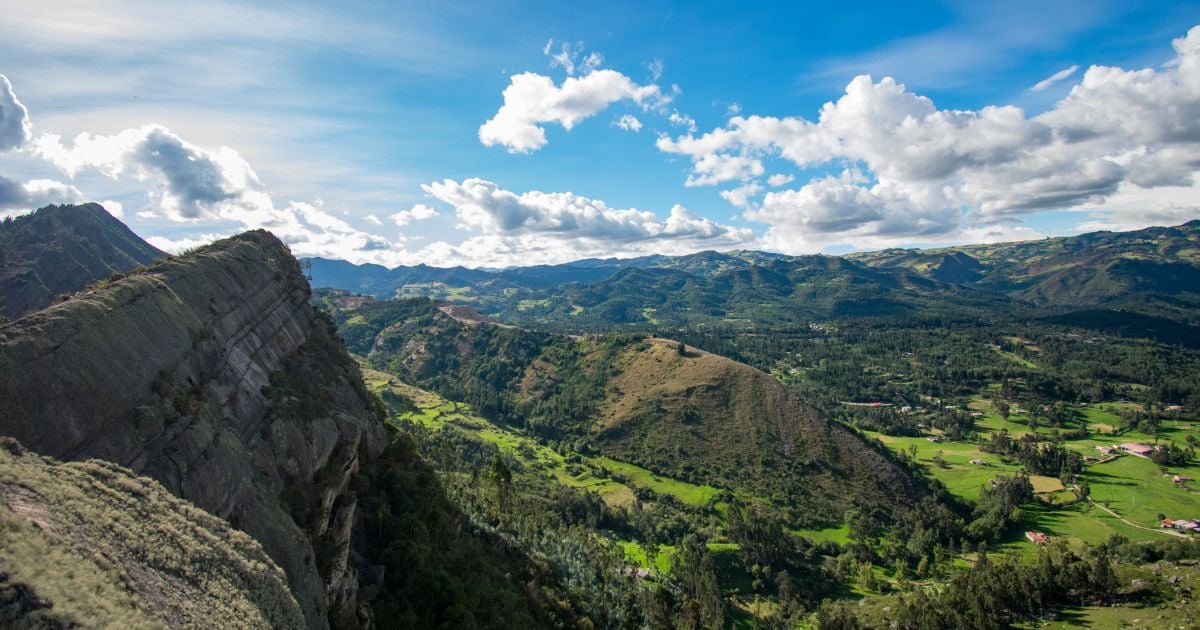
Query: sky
1 0 1199 268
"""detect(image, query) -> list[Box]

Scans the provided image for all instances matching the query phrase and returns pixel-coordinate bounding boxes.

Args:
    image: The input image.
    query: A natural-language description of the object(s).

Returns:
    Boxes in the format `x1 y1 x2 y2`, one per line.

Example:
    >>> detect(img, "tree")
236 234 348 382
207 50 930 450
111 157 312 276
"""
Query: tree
674 537 724 629
488 454 512 515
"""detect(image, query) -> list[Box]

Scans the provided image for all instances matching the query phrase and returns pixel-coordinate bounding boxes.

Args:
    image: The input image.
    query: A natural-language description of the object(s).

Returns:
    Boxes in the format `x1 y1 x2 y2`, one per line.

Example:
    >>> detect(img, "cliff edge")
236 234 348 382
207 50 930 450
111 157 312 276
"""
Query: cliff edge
0 230 387 629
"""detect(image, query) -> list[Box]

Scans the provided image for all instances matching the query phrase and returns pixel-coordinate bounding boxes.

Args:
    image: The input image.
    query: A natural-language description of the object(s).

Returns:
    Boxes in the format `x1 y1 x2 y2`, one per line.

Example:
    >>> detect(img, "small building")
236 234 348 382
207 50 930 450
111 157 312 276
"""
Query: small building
927 436 944 443
1175 520 1200 531
1173 475 1193 484
1119 442 1155 458
1026 531 1049 545
1095 446 1116 455
970 459 987 466
1163 519 1176 528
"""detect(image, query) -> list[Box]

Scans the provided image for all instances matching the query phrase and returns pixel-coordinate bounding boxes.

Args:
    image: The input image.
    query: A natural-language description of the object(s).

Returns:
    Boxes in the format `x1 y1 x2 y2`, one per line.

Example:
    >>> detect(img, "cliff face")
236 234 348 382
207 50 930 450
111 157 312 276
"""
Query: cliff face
0 231 387 629
0 203 164 320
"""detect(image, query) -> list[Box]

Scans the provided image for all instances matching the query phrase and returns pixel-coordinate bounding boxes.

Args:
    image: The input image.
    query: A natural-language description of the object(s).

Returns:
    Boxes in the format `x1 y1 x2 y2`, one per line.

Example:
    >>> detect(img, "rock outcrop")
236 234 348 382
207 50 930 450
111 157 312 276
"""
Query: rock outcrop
0 230 388 629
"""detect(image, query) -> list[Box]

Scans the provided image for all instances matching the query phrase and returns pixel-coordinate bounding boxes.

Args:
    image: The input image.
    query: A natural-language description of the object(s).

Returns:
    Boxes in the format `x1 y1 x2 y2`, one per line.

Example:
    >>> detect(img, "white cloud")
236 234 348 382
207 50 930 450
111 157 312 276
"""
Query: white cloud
647 59 664 81
99 199 124 218
0 74 32 151
668 111 697 132
34 124 267 221
0 175 83 211
479 69 670 152
615 114 643 132
720 181 762 210
659 25 1200 247
26 114 397 261
363 213 382 225
422 176 748 246
390 203 438 226
767 173 794 187
145 232 230 253
544 40 602 76
1030 64 1079 92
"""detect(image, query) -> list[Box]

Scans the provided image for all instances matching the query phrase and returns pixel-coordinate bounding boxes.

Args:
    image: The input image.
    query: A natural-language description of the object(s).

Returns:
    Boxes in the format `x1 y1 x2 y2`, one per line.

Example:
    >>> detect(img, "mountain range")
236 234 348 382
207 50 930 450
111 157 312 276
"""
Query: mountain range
306 220 1200 338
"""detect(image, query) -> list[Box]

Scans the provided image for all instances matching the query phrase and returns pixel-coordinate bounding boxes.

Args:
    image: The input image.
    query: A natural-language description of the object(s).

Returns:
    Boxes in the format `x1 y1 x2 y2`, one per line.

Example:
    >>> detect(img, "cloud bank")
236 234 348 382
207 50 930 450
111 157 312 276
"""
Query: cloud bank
658 25 1200 251
413 177 754 265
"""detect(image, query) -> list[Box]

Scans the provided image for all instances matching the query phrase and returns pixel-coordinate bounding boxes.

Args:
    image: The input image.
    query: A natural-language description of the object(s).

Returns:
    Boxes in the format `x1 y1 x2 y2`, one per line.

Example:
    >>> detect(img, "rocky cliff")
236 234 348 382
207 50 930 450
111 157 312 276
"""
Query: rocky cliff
0 203 164 320
0 230 388 629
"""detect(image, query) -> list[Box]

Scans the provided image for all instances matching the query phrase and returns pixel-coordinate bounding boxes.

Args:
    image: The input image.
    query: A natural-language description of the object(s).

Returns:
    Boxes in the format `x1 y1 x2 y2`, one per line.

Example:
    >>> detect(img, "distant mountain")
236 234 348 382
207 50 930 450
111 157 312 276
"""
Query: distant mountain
849 221 1200 306
499 253 1011 329
309 221 1200 334
0 203 164 320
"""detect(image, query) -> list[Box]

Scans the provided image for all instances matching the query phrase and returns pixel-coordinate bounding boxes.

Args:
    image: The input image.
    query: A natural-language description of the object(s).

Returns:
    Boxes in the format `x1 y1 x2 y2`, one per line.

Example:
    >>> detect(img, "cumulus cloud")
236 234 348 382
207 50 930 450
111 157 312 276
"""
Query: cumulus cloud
658 25 1200 249
1030 64 1079 92
414 178 753 264
390 203 438 226
0 175 84 212
99 199 124 218
479 69 670 152
34 124 265 221
615 114 643 132
0 74 32 151
28 117 397 261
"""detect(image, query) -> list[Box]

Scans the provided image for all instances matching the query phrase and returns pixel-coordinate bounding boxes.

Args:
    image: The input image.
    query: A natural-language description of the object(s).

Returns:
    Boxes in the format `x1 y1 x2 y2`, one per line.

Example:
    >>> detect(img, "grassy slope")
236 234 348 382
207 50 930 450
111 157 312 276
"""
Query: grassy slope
0 439 303 629
587 338 922 526
361 364 717 511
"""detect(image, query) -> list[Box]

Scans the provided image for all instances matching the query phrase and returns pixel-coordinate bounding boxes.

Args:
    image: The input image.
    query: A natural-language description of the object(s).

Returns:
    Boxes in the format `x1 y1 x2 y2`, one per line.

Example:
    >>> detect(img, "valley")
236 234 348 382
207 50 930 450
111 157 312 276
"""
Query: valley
309 219 1200 627
2 205 1199 628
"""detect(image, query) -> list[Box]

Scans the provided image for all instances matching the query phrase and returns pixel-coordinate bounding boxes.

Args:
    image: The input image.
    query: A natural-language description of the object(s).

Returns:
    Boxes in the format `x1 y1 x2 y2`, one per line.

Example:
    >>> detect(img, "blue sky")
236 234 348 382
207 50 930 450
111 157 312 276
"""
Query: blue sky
1 0 1199 266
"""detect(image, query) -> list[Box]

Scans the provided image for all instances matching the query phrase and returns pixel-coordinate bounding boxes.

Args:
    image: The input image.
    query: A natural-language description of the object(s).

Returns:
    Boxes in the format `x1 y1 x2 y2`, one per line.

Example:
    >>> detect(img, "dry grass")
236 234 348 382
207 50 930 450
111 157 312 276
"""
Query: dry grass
0 439 304 629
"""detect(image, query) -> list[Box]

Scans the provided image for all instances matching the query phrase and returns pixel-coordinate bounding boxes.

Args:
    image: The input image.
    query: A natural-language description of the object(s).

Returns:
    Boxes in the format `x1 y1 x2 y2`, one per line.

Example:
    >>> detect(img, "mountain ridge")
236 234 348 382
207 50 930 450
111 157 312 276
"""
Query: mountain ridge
0 230 387 629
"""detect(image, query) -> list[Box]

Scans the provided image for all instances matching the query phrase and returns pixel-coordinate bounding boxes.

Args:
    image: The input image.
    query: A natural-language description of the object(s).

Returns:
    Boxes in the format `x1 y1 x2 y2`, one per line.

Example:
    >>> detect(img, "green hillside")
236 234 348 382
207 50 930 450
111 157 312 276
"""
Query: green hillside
323 296 928 529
